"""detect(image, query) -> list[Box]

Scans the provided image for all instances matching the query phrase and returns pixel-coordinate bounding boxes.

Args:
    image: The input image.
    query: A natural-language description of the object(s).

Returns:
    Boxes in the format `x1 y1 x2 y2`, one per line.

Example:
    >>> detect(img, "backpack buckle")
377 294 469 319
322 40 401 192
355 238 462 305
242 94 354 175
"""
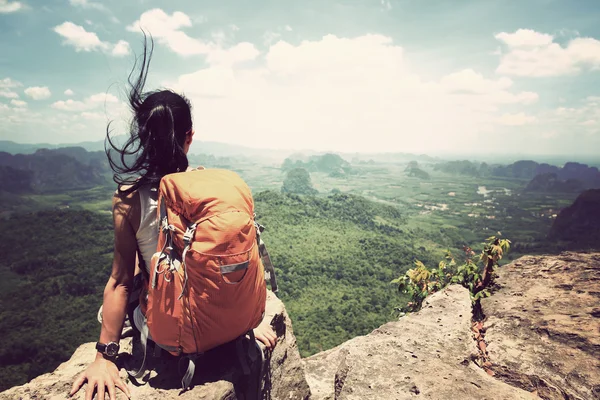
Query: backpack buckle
182 223 197 246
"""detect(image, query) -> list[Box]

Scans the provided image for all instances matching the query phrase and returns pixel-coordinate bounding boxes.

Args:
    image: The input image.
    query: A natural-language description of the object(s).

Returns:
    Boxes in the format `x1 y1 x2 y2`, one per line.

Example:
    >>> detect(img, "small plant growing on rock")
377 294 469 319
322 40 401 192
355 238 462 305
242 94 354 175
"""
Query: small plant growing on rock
393 236 511 314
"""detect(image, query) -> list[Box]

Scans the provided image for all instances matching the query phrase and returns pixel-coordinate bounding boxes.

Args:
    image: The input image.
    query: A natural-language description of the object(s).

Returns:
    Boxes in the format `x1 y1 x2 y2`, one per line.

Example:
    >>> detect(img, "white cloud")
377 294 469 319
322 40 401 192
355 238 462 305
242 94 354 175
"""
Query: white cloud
88 93 119 104
0 77 20 88
24 86 51 100
495 29 553 47
165 34 539 153
10 99 26 107
498 112 536 126
263 25 294 46
523 96 600 145
206 42 259 66
380 0 392 10
54 22 108 52
0 0 22 13
53 22 130 57
128 9 259 67
0 90 18 99
0 77 21 98
51 93 120 112
81 111 104 120
263 31 281 46
64 89 74 96
440 70 538 114
496 29 600 77
127 9 210 56
112 40 131 56
51 99 88 112
441 69 512 94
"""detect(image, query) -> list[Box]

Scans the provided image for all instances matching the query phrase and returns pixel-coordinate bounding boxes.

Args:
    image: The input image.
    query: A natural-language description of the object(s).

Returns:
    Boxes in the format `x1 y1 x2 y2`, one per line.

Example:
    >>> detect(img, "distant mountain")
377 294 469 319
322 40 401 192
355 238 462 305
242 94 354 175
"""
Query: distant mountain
0 140 443 166
282 153 352 177
494 161 600 187
346 152 439 164
0 139 296 162
406 167 430 180
548 189 600 247
0 140 107 154
432 158 600 190
492 160 539 179
0 166 34 193
433 160 483 177
525 173 584 193
0 148 108 192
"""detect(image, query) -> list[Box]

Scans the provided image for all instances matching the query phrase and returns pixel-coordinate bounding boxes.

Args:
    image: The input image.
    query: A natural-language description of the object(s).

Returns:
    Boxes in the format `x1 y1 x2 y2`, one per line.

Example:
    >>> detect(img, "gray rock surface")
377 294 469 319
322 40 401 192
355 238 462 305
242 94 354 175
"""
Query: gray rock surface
0 291 310 400
481 252 600 400
303 284 534 400
4 252 600 400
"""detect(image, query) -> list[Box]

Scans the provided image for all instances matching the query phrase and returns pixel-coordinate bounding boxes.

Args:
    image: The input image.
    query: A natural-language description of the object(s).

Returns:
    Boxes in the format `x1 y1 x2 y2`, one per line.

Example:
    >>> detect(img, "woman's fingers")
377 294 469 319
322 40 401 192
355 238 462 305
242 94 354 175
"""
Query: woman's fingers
114 378 131 399
70 373 86 397
97 384 105 400
254 325 278 348
85 380 96 400
107 381 116 400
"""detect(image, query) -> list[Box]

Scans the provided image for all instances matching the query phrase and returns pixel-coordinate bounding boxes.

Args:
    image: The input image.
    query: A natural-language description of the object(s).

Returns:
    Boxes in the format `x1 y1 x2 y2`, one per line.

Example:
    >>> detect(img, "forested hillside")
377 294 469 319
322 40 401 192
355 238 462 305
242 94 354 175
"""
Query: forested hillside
0 210 113 391
254 191 443 355
0 149 108 192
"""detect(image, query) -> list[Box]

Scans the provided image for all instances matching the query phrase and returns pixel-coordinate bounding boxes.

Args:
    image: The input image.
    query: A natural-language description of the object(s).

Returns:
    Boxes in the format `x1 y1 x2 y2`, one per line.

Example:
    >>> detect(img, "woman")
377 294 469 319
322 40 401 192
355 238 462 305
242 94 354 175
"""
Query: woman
70 35 276 400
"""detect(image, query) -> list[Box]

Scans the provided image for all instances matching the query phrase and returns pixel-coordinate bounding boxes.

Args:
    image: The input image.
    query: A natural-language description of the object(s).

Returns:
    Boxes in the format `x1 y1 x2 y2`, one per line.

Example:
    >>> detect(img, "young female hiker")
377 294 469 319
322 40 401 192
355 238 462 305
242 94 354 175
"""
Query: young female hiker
70 35 277 400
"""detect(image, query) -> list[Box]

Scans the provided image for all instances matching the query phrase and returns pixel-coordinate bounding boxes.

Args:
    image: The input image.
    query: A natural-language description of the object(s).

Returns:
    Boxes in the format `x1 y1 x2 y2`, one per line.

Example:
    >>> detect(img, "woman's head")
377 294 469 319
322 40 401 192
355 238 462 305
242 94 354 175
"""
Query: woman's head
106 32 194 194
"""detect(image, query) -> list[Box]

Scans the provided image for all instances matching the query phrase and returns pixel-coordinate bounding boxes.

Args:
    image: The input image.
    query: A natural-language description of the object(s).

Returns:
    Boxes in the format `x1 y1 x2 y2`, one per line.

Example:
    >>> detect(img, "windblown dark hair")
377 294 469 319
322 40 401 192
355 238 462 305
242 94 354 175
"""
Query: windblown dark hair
105 32 192 195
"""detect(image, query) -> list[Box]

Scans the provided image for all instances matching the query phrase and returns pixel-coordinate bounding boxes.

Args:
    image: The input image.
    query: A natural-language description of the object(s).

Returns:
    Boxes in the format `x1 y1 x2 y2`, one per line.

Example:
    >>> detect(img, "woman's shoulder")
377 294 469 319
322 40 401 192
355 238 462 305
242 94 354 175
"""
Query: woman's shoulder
112 185 140 212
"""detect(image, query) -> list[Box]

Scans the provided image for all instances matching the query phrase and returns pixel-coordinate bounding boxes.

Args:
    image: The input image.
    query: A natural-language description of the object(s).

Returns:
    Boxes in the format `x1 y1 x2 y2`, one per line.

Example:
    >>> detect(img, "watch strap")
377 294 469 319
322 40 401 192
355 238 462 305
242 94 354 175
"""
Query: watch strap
96 341 120 357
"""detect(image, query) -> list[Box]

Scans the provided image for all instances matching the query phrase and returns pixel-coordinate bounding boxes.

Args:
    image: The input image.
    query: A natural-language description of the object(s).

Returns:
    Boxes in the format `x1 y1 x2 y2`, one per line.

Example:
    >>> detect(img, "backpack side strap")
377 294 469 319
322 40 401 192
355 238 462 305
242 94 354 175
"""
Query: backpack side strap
179 354 199 392
126 313 150 380
255 222 278 293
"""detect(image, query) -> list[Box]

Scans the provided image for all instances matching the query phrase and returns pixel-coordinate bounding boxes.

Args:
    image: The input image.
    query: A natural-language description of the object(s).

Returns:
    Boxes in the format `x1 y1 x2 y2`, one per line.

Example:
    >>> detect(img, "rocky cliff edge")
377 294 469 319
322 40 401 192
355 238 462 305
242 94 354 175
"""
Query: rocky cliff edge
2 252 599 400
0 291 310 400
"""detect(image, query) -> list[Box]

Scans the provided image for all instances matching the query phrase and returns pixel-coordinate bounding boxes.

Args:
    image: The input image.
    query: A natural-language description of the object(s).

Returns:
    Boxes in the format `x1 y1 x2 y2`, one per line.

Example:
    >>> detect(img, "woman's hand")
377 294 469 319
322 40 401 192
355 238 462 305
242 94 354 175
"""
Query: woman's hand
253 318 278 349
70 357 131 400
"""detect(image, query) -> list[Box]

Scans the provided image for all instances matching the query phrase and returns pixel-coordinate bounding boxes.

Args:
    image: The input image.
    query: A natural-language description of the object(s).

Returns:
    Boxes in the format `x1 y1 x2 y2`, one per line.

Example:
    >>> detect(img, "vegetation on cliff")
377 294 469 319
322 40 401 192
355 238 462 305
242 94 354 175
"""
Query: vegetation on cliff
393 236 511 314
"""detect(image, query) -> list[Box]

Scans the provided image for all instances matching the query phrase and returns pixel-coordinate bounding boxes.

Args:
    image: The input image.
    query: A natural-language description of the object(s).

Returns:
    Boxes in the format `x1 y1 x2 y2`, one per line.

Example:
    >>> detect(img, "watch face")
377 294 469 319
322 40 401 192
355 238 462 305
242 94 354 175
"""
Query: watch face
105 342 119 357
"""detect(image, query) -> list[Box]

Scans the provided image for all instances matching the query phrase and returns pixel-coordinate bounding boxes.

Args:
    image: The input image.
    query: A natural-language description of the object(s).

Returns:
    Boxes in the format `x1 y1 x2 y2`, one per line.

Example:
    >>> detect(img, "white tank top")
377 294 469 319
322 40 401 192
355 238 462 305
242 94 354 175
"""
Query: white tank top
133 184 166 345
136 184 159 274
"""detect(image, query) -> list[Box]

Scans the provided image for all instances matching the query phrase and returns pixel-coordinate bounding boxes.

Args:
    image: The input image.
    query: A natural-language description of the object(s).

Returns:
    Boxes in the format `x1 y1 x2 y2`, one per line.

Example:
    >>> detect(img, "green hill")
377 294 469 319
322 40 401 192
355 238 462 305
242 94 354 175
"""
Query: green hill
548 189 600 247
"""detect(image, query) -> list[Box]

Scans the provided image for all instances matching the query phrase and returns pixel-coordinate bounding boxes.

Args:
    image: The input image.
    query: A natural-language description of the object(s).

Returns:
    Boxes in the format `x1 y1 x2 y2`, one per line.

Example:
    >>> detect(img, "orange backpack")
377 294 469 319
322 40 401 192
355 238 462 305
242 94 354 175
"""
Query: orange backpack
128 168 277 391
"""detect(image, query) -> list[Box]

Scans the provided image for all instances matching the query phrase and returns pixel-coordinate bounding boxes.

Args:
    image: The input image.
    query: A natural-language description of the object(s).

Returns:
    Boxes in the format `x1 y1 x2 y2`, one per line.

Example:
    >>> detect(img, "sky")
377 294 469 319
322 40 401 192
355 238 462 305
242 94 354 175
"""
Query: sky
1 0 600 156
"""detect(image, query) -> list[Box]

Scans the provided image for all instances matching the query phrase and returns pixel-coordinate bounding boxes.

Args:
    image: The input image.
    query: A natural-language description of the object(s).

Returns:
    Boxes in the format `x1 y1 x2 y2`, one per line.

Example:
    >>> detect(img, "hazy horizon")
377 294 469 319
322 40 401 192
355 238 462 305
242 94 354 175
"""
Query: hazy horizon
3 137 599 168
1 0 600 156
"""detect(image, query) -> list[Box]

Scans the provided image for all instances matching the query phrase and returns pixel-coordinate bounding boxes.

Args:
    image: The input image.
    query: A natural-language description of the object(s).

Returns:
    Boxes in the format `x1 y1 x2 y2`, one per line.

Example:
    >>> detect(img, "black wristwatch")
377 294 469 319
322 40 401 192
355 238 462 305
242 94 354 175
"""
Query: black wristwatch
96 341 120 358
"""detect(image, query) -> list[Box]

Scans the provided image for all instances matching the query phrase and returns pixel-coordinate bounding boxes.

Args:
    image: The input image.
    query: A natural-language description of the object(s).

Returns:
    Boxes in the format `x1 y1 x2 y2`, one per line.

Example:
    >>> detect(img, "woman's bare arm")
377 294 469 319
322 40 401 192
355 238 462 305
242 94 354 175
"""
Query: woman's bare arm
98 192 137 348
70 192 137 400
